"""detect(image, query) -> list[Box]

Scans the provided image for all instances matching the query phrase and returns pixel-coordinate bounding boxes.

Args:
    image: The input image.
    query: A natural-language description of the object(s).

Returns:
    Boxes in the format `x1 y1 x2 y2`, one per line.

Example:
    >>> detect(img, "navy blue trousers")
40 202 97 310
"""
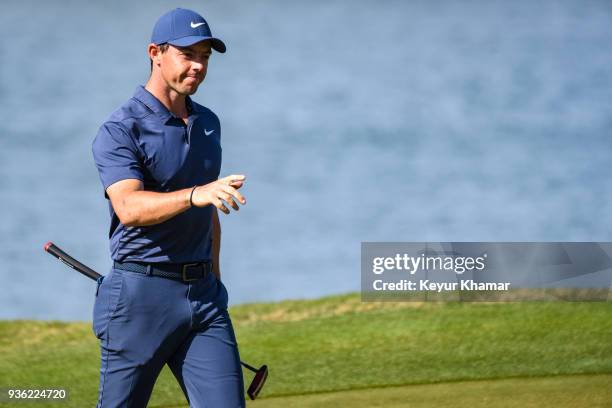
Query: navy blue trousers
92 268 245 408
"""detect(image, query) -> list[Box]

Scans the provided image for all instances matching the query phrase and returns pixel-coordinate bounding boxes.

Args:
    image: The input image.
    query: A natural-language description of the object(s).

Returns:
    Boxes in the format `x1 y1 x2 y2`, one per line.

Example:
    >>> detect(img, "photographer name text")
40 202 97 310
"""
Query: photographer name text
372 279 511 292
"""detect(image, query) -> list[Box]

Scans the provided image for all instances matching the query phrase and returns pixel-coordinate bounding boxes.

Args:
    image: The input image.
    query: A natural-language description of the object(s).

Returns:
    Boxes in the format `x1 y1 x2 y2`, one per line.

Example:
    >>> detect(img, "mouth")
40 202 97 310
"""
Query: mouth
183 75 202 85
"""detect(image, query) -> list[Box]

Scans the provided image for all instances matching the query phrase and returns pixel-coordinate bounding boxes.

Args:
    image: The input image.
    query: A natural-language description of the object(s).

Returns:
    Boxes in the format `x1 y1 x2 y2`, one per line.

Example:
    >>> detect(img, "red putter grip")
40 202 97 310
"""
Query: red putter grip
44 242 66 262
43 241 102 281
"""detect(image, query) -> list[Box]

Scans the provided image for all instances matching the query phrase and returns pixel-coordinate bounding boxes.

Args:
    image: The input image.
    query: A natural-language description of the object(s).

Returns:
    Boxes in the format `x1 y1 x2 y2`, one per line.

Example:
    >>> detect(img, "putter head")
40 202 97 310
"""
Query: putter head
247 364 268 400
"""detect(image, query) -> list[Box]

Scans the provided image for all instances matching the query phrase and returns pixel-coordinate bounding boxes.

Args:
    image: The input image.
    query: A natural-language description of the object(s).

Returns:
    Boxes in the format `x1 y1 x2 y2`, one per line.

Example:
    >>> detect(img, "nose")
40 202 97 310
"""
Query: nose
191 61 204 73
191 58 208 73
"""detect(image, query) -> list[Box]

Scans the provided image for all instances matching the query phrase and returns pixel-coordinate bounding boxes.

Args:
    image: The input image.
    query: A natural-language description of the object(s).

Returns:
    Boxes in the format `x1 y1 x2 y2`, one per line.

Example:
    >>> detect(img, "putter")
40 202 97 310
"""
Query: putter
240 361 268 400
44 241 268 400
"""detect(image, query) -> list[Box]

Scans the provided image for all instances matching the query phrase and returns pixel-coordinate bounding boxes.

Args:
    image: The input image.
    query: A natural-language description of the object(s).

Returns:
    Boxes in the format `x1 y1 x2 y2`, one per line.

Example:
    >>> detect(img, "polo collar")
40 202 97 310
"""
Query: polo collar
133 85 195 122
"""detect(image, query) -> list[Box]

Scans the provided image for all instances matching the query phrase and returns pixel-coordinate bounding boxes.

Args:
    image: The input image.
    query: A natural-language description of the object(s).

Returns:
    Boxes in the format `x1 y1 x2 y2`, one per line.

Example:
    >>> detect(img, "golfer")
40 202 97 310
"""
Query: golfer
91 8 246 408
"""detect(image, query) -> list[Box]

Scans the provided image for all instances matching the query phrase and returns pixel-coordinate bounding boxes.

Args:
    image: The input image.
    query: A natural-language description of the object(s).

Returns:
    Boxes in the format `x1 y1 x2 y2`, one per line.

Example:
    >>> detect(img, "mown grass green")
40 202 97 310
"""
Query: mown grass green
249 374 612 408
1 294 610 407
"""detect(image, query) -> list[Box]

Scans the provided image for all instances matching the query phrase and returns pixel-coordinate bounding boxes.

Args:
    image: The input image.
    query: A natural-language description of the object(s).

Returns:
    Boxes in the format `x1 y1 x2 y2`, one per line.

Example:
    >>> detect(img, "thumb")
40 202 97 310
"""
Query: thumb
221 174 246 184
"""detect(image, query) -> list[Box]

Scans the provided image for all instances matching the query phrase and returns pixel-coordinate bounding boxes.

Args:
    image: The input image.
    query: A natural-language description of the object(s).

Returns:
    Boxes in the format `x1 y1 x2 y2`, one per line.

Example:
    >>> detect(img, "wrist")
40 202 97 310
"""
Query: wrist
188 186 198 207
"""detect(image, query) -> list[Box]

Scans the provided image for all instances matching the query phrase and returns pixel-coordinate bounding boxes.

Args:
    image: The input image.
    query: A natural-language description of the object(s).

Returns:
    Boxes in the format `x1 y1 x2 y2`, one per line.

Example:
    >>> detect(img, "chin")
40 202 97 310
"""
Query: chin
186 86 200 95
175 84 198 96
183 81 203 95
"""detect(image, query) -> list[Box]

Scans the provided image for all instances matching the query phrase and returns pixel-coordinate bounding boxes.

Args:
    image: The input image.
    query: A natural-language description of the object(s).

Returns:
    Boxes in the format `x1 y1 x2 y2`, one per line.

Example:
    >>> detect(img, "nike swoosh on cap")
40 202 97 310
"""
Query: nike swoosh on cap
190 22 206 28
204 129 214 136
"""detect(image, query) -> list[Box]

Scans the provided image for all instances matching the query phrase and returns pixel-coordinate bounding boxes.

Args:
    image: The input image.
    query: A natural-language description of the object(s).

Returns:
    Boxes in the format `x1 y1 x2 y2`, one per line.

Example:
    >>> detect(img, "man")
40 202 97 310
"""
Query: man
91 8 246 408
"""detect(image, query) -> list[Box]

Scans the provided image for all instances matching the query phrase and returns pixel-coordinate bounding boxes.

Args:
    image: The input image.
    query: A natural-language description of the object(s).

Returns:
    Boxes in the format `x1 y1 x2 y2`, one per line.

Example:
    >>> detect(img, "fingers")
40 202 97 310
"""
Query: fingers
229 180 244 189
211 178 246 214
218 191 240 211
220 174 246 189
212 197 229 214
211 191 239 214
220 184 246 205
220 174 246 184
192 174 247 214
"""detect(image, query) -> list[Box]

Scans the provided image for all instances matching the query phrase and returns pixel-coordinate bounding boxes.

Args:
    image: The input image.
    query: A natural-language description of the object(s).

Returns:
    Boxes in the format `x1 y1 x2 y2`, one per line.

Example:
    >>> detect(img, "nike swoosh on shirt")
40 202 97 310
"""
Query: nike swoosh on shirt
204 129 214 136
191 22 206 28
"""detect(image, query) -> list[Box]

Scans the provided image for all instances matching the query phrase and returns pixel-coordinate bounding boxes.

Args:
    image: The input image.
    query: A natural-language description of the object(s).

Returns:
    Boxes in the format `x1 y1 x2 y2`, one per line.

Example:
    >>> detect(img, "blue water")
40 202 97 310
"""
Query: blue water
1 0 612 320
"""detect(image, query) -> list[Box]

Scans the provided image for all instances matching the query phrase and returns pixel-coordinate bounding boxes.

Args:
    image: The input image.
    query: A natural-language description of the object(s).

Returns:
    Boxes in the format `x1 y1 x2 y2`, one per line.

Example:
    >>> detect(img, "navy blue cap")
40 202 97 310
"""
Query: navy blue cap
151 8 226 53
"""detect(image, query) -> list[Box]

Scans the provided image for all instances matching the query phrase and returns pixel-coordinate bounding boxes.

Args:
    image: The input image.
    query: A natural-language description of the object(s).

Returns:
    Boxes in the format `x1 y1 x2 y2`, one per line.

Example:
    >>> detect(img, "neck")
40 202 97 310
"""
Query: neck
145 75 188 118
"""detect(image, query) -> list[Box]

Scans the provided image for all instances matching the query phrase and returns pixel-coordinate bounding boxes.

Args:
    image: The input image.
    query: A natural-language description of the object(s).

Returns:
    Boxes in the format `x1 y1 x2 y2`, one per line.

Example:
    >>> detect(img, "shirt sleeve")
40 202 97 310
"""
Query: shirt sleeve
92 121 144 194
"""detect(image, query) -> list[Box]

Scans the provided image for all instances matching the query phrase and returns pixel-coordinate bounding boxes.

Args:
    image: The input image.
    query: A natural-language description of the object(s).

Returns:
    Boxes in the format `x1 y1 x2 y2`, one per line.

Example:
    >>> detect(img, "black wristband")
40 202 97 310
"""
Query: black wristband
189 185 198 207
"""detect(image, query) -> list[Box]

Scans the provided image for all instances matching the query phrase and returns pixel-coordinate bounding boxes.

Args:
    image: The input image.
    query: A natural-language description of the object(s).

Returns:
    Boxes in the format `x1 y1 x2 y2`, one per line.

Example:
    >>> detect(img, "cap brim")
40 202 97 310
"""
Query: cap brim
168 36 226 53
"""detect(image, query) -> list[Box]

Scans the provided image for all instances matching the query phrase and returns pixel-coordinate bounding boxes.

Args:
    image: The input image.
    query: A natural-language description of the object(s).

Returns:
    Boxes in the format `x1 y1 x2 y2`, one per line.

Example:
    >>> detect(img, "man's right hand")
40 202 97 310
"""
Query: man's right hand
191 174 247 214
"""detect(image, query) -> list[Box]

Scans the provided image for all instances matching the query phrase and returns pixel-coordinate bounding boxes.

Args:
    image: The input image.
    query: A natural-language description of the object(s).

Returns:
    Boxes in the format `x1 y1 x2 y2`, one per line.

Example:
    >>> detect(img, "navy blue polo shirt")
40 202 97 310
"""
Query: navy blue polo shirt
92 86 222 263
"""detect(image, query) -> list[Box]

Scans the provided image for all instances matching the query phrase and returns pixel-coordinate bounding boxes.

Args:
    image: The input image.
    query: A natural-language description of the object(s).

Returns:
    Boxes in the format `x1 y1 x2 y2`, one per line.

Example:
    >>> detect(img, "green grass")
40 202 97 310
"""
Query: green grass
251 374 612 408
1 294 611 407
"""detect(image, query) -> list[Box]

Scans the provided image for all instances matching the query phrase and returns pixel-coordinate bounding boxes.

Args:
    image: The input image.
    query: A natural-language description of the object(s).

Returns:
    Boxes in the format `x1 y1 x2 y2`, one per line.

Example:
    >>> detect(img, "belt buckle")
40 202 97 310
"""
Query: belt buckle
182 263 202 282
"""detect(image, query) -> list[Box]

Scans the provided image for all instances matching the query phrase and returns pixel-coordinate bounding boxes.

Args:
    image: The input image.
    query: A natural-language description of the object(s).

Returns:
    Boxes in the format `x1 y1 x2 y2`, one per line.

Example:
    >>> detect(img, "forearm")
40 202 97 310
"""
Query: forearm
107 174 245 229
118 188 192 227
211 209 221 280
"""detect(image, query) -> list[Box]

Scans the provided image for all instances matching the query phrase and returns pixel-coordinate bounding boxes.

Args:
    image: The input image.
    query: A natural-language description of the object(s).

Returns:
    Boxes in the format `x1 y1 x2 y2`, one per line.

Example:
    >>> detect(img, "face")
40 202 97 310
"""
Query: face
151 41 212 95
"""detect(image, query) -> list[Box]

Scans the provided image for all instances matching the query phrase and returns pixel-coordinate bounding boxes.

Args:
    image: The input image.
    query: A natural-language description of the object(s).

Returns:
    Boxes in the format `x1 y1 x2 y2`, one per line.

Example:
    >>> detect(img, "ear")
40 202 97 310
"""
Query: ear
148 43 162 69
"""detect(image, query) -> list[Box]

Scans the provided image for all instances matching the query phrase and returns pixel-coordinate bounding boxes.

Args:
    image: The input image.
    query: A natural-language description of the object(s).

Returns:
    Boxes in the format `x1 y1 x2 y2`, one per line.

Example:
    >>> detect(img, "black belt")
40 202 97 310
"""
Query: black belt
113 260 212 282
